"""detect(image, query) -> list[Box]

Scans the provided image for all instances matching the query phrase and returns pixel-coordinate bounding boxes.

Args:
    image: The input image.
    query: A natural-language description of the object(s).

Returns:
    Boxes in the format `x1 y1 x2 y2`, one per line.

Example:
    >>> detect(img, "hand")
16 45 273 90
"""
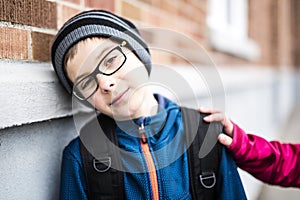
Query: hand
199 107 233 147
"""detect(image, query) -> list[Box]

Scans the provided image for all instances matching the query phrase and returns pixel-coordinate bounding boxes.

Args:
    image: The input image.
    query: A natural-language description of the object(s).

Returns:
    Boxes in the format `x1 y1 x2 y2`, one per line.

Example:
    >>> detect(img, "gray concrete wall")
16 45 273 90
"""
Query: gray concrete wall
0 60 77 200
0 61 73 129
0 118 77 200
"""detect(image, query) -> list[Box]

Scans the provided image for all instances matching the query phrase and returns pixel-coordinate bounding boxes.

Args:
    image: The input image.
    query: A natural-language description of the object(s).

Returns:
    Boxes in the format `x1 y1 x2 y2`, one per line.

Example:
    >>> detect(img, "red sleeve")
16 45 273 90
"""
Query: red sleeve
228 122 300 187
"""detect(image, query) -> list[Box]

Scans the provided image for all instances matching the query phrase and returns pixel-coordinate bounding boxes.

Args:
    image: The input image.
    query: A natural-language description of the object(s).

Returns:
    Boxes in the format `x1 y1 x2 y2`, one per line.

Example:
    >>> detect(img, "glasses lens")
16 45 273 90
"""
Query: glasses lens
99 48 126 74
74 76 97 100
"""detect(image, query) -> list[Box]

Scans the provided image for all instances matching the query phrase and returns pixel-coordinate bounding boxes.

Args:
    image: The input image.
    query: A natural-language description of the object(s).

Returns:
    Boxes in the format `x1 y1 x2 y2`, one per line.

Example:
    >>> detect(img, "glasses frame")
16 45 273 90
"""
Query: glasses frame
73 44 127 101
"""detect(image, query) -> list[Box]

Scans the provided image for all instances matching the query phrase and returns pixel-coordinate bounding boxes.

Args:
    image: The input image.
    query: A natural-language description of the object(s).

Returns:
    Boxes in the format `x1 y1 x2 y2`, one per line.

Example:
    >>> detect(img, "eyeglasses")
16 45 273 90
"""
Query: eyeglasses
73 42 127 101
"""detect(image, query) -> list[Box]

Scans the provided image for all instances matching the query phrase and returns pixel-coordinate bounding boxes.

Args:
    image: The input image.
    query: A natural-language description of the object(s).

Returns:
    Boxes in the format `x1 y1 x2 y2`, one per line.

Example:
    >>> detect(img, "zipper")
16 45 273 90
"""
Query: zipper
139 123 159 200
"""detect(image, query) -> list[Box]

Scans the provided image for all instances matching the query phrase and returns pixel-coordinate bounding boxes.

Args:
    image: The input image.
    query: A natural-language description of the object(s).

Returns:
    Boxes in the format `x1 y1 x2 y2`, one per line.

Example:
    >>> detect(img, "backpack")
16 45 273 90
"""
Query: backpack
79 107 223 199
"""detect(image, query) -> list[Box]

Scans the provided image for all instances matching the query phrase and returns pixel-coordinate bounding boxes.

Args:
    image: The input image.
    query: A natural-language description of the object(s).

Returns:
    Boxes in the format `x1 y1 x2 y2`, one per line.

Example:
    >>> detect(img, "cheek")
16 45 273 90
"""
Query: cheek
120 53 149 85
122 65 149 87
87 93 110 113
128 86 146 108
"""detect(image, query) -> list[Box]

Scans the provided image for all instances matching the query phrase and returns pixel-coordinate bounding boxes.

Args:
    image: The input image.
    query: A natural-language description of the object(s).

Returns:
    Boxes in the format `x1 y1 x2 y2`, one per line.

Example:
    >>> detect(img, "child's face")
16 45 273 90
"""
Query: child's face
66 37 150 120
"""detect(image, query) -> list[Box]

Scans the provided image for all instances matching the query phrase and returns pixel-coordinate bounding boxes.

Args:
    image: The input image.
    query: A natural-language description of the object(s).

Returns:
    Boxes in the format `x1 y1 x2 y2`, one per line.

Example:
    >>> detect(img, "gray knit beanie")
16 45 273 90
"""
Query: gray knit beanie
51 10 151 94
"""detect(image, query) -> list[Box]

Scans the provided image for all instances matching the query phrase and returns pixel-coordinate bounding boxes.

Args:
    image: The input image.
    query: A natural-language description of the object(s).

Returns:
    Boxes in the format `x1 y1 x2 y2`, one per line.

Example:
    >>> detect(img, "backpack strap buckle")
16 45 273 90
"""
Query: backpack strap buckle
199 172 216 189
93 157 111 173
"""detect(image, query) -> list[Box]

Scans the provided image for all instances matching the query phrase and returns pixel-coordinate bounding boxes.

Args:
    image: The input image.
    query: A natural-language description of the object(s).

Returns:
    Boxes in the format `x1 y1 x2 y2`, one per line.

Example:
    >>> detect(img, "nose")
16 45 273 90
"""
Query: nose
97 74 116 93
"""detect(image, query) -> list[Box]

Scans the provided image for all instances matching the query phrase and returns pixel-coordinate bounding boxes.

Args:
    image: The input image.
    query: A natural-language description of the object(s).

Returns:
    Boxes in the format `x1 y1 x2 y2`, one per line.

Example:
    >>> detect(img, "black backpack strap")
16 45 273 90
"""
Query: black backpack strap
79 114 124 200
181 107 223 200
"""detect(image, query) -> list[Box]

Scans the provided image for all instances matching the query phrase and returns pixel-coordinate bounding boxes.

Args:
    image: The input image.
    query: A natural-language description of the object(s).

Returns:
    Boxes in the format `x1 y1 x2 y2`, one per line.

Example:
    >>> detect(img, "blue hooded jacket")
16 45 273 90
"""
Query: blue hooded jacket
60 95 247 200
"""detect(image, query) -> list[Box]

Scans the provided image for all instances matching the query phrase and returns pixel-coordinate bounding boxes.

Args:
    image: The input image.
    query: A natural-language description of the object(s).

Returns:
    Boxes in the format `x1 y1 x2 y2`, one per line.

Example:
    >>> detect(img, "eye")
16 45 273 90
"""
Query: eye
104 55 117 67
79 77 94 90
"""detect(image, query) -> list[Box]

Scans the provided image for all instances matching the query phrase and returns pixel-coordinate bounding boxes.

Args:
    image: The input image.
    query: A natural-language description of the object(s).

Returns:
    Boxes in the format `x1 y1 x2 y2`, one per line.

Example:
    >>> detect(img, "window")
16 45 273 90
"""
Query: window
207 0 260 60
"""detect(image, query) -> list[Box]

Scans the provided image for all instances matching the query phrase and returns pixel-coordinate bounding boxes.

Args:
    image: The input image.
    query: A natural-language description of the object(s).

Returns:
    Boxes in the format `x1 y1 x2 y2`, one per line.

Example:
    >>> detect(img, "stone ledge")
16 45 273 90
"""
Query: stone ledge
0 60 292 129
0 61 73 129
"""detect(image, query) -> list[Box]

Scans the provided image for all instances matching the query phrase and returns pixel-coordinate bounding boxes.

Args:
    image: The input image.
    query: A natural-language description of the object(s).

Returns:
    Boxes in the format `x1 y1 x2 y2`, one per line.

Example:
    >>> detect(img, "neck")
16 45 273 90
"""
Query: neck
131 90 158 119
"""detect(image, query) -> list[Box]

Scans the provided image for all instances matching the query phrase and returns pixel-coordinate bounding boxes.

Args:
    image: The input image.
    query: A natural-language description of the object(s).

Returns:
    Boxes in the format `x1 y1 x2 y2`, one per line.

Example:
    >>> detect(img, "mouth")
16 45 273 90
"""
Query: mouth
110 88 129 106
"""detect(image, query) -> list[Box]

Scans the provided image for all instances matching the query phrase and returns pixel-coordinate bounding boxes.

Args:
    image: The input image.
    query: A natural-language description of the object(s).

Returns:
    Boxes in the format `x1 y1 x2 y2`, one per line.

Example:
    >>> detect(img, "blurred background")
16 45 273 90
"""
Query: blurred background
0 0 299 199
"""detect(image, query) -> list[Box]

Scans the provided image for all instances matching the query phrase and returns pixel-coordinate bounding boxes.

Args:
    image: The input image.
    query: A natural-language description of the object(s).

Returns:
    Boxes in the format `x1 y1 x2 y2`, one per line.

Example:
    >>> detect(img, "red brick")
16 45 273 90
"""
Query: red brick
57 4 82 29
160 1 179 15
121 1 141 21
150 50 173 65
85 0 115 12
0 0 57 29
0 27 29 60
64 0 81 4
138 0 153 5
142 10 161 26
138 0 161 6
248 0 279 65
277 0 293 66
293 0 300 67
32 32 55 62
188 0 207 10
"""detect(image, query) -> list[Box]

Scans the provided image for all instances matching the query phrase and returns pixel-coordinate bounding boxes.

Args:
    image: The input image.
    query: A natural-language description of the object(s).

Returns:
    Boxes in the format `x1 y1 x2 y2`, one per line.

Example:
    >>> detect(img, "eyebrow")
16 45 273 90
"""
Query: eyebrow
75 73 89 82
75 44 115 82
95 45 112 61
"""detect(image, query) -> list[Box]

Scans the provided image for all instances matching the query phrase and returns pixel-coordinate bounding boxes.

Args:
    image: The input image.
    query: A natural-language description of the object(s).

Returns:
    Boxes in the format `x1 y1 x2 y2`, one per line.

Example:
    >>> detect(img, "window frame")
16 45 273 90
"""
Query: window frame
207 0 260 60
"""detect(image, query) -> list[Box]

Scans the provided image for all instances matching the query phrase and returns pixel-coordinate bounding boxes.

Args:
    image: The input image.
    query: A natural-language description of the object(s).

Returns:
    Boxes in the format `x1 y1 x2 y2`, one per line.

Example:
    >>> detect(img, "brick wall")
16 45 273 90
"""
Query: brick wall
0 0 56 61
248 0 274 66
0 0 297 66
248 0 296 67
292 0 300 67
0 0 208 65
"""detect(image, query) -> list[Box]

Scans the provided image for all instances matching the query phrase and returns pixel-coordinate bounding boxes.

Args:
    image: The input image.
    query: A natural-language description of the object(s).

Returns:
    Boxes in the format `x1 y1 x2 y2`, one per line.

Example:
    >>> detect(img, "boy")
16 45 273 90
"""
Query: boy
51 10 247 199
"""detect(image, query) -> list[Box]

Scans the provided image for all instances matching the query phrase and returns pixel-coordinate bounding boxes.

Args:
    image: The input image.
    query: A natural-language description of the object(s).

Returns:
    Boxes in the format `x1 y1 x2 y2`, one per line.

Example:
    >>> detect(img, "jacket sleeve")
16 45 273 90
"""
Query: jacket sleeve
60 144 88 200
229 122 300 187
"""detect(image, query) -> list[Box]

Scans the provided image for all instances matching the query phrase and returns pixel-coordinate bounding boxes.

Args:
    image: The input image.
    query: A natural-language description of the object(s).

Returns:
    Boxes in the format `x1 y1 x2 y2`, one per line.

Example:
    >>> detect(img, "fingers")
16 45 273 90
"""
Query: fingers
203 112 225 123
199 107 234 146
199 107 234 136
218 133 233 147
199 107 221 114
